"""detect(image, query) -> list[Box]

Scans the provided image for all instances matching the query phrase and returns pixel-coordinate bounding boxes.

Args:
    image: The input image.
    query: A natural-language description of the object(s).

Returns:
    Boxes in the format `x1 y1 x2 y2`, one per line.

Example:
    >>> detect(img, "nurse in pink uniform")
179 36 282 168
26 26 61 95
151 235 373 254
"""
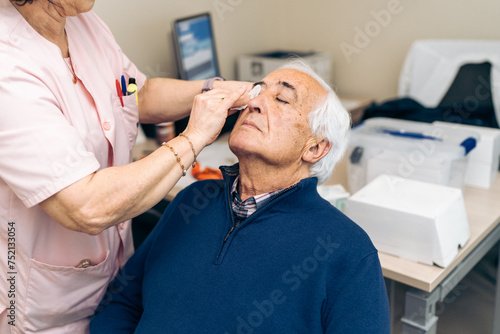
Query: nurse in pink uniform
0 0 250 332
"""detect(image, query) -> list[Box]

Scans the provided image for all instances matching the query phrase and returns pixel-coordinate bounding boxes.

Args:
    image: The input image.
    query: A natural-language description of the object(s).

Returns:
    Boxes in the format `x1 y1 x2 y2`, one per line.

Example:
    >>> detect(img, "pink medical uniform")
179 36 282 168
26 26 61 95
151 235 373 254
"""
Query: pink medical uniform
0 2 146 333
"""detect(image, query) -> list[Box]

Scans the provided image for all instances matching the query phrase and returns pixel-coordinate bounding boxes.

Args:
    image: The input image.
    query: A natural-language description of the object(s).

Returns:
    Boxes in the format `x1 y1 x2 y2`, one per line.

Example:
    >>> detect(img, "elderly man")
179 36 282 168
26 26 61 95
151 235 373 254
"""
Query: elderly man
90 61 390 333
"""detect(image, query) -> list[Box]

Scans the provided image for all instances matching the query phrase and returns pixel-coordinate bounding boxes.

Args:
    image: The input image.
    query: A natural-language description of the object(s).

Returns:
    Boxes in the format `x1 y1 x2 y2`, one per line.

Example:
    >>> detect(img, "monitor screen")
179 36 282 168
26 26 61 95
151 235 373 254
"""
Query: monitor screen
172 13 220 80
171 12 238 137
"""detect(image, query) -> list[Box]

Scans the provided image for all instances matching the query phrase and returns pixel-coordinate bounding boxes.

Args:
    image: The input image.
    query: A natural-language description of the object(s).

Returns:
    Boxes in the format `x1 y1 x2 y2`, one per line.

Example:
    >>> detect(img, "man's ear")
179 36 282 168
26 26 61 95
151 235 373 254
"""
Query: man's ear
302 138 332 164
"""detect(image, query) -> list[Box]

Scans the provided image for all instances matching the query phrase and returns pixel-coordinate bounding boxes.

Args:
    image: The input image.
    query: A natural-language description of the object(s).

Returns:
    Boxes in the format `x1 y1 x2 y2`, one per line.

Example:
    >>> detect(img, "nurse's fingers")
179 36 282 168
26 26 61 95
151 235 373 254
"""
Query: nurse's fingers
185 86 247 146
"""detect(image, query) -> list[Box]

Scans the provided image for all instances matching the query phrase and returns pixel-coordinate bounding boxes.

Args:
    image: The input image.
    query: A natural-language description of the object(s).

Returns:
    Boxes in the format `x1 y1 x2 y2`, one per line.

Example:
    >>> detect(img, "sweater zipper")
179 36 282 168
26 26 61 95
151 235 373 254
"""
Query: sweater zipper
216 183 298 264
222 186 237 243
223 225 235 243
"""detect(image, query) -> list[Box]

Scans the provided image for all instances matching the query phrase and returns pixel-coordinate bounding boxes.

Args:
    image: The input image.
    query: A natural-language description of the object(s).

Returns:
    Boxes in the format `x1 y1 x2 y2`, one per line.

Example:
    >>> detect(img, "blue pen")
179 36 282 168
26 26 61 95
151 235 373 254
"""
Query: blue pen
121 75 127 96
381 129 443 141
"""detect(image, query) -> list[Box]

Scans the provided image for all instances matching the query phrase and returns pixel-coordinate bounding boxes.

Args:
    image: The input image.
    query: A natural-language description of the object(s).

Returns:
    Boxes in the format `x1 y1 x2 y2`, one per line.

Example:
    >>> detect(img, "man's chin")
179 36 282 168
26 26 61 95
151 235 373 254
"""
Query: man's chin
229 130 250 146
228 138 255 159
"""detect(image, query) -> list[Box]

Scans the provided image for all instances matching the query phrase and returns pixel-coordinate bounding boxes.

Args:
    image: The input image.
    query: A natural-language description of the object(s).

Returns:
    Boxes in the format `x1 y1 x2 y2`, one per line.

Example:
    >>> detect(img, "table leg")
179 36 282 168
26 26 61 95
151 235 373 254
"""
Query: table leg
492 243 500 334
401 288 439 334
386 279 396 332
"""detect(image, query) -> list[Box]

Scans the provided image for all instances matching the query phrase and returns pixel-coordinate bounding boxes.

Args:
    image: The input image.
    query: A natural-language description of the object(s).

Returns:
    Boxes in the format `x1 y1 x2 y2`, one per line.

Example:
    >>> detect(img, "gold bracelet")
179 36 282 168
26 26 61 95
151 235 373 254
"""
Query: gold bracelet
179 132 197 168
161 142 186 176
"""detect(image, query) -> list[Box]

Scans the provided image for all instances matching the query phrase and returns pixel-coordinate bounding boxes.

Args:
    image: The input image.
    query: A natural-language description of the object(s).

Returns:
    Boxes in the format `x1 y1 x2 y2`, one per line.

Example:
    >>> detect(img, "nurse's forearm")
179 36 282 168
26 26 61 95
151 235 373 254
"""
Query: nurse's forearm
138 78 204 124
138 78 252 124
39 134 202 235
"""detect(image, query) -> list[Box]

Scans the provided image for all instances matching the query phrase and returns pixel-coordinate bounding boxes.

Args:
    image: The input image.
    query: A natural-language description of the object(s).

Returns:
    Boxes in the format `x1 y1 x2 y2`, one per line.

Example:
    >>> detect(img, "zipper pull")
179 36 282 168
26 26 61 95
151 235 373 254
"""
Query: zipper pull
223 225 235 243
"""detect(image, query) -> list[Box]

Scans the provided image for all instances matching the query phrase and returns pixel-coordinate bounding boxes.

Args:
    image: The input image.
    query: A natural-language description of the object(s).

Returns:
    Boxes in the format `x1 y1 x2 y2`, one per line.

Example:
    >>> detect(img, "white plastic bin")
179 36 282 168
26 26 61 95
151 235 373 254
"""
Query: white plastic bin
347 118 478 193
433 121 500 189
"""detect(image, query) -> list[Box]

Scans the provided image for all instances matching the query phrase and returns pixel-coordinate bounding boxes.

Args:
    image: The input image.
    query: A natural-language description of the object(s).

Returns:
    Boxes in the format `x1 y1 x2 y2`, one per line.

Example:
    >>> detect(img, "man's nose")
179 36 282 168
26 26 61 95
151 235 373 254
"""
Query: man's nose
247 93 266 114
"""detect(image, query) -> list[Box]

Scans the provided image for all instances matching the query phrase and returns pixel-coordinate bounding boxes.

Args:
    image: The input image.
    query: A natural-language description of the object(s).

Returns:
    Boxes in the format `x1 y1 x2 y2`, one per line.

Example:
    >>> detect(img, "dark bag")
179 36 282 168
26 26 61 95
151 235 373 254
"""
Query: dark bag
361 97 498 128
362 62 498 128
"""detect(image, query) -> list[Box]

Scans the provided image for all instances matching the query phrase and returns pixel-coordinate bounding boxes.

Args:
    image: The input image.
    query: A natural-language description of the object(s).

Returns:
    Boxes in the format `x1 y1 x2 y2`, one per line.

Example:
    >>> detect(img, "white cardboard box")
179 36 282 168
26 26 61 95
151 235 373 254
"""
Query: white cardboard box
433 121 500 189
345 174 470 267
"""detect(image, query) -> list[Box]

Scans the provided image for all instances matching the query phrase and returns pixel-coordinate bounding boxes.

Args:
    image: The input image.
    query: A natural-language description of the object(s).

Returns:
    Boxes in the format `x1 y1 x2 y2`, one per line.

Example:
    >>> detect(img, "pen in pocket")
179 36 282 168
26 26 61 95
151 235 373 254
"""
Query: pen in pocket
127 78 138 106
115 79 124 107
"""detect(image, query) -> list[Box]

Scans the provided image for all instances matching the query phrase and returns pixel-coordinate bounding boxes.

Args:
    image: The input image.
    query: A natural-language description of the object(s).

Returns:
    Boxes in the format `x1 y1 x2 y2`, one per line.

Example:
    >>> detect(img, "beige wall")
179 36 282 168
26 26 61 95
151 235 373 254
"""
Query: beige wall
92 0 284 83
93 0 500 101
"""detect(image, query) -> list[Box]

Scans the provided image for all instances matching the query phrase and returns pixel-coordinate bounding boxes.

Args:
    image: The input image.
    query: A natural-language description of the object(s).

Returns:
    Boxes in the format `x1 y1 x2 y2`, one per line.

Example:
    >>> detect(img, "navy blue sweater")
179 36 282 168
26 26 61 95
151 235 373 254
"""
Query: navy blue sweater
90 165 390 333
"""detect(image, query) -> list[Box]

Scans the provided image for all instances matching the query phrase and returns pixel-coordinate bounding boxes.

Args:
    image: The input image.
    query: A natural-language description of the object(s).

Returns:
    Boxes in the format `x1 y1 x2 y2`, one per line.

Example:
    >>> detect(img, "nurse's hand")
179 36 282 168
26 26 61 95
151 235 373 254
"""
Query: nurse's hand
184 86 247 148
214 80 254 114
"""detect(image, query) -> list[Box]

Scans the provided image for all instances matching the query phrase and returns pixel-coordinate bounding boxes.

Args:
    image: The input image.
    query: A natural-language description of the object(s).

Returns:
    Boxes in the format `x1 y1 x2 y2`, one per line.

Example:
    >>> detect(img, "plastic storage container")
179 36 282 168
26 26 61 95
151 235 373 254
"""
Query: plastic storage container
433 121 500 189
347 118 478 193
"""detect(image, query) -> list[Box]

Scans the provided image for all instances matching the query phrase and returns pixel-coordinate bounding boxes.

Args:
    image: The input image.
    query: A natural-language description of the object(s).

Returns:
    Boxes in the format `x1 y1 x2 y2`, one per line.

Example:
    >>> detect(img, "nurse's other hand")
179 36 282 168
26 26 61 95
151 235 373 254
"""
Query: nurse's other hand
184 86 247 147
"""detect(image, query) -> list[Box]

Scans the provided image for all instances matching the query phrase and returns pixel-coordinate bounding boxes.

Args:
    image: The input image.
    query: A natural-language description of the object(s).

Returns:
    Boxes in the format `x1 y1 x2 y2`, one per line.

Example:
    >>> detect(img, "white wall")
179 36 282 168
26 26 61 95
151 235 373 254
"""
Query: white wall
93 0 500 101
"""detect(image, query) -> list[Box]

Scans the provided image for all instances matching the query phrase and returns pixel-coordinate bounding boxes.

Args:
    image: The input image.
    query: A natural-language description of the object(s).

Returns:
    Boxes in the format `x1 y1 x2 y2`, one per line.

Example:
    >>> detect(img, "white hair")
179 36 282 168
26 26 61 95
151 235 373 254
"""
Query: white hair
279 59 351 184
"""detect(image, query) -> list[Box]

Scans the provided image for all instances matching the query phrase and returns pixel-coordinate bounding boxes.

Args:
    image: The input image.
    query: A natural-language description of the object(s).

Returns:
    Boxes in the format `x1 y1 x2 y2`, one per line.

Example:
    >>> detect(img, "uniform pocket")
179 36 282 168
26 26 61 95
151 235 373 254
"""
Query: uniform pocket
114 94 140 151
23 251 115 332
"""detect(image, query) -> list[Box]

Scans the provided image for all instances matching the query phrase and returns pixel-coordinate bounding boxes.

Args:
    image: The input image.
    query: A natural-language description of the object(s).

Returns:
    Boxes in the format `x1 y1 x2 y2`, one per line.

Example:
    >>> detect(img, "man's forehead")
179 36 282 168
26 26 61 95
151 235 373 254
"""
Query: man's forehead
261 68 327 104
264 68 306 83
262 68 326 93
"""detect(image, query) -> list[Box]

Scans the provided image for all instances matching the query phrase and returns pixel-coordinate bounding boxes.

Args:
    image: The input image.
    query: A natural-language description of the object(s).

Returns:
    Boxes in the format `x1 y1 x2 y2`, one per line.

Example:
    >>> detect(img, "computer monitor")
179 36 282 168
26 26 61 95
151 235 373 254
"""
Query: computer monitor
172 12 220 81
171 12 238 136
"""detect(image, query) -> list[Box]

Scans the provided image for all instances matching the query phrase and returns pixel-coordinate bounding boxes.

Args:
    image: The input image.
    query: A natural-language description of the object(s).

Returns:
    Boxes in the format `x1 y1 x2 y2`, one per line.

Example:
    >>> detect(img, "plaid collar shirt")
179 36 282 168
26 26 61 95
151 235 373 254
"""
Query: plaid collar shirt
230 175 294 223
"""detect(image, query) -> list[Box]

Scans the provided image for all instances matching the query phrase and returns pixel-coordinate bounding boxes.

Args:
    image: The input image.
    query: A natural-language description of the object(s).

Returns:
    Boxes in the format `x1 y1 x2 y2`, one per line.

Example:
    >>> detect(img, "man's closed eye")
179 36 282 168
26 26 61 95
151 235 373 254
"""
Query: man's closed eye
276 96 289 104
